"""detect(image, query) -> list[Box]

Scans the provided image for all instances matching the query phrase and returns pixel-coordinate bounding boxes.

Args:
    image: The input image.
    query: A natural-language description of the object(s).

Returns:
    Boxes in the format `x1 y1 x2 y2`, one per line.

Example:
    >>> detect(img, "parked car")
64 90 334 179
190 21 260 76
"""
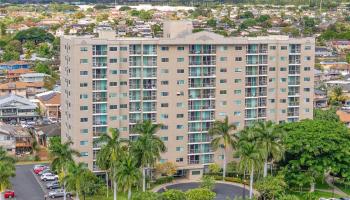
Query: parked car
46 181 60 190
41 173 58 181
48 189 71 199
38 169 53 176
340 198 350 200
34 166 48 174
33 164 46 170
4 190 15 198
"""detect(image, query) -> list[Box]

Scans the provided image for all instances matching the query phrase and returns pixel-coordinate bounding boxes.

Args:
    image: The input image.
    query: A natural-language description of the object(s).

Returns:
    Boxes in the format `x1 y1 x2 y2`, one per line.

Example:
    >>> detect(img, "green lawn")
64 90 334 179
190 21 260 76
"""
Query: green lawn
315 179 332 190
335 183 350 195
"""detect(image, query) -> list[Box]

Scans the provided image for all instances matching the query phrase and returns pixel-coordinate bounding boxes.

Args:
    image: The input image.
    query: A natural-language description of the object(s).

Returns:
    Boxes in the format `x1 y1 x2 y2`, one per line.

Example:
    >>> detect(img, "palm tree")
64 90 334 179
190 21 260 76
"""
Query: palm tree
0 147 15 200
49 140 80 200
236 127 264 199
64 162 87 200
132 120 166 192
95 128 128 200
255 121 285 177
208 116 237 180
117 154 141 200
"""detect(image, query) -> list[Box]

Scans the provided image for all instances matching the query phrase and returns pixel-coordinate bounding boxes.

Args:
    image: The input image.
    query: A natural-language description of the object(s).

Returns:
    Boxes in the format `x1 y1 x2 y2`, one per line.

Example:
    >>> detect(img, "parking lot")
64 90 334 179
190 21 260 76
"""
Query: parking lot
11 164 69 200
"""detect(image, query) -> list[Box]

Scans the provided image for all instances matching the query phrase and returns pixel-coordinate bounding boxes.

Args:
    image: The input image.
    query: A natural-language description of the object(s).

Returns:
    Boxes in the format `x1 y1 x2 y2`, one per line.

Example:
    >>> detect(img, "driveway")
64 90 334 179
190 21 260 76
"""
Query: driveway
158 182 249 200
11 164 45 200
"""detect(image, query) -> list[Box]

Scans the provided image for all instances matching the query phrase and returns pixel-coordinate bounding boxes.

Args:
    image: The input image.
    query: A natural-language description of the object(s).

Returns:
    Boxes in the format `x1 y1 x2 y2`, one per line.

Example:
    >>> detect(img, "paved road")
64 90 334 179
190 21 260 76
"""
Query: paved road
11 164 45 200
158 182 249 200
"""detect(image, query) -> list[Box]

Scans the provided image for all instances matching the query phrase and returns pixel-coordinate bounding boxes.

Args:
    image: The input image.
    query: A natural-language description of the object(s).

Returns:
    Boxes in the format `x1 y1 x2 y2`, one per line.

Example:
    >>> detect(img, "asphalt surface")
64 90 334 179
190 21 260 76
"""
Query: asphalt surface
11 164 45 200
158 182 249 200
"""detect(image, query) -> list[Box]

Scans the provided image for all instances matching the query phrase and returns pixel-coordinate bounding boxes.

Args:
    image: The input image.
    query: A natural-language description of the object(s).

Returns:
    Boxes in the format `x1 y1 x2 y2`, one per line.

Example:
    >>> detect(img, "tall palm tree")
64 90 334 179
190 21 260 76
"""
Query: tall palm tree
208 116 237 180
64 162 87 200
49 140 79 200
132 120 166 192
236 127 264 199
0 147 15 200
117 153 141 200
255 121 285 177
95 128 128 200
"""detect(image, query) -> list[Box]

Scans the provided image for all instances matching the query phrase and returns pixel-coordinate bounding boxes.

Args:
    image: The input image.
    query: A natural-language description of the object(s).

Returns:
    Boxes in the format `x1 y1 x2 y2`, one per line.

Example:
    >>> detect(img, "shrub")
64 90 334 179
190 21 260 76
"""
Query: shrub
132 191 160 200
208 163 221 174
185 188 216 200
161 189 186 200
279 195 300 200
255 175 287 199
200 175 216 191
155 176 174 185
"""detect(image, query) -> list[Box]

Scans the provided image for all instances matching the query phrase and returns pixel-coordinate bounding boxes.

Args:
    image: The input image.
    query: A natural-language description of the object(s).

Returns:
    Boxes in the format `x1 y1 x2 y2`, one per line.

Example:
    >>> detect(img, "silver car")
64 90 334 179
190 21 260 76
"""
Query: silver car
48 189 71 199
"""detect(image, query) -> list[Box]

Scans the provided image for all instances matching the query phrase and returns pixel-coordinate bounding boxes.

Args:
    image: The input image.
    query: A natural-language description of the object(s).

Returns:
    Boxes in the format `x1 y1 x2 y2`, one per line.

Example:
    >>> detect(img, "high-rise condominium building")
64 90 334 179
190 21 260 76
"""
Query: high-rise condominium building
61 21 314 179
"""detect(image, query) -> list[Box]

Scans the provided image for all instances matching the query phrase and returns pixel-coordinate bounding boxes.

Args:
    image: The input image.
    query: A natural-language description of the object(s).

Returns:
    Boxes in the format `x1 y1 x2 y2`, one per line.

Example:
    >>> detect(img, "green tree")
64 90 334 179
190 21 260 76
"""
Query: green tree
161 189 186 200
49 140 79 200
117 154 141 200
281 119 350 191
34 62 51 74
255 121 285 177
240 19 257 29
329 86 347 106
208 163 220 174
131 191 159 200
206 18 217 28
185 188 216 200
79 170 101 200
64 162 86 200
132 120 166 192
255 175 287 200
236 126 264 199
36 43 52 58
14 27 54 44
200 175 215 191
313 108 340 122
239 11 254 19
0 22 6 36
95 128 128 200
0 147 15 199
209 116 237 180
2 49 19 61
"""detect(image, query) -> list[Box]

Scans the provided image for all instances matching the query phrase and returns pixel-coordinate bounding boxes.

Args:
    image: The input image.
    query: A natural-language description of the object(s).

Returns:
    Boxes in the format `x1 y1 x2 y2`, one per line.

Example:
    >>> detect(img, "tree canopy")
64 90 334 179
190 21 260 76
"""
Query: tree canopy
13 27 55 44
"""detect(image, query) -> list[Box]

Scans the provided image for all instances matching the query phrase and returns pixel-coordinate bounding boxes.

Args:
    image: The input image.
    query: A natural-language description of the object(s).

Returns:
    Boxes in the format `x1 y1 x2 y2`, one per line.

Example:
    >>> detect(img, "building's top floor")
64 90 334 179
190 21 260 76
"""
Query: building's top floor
0 61 30 70
61 21 315 46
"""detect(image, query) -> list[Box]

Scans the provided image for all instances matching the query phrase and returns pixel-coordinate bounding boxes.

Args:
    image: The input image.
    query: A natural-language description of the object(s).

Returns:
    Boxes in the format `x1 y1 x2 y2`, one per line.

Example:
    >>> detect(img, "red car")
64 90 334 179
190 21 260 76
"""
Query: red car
34 166 46 174
4 190 15 198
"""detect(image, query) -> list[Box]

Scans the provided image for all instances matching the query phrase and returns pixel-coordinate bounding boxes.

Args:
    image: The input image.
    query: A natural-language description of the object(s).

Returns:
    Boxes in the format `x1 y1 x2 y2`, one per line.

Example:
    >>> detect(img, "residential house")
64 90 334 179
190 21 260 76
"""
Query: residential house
34 123 60 147
0 61 30 70
314 89 328 108
19 73 49 83
0 81 46 99
0 94 38 123
0 122 32 154
6 68 34 81
36 91 61 121
337 110 350 128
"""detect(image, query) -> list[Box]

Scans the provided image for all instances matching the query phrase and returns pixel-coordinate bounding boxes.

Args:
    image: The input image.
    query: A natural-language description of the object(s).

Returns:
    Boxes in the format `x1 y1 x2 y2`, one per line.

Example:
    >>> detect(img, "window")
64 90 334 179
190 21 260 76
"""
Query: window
234 100 241 105
161 92 169 96
120 104 127 108
160 114 168 119
281 46 287 50
120 46 127 51
161 46 169 51
269 88 275 92
220 101 227 106
234 90 241 94
110 82 118 86
220 90 227 94
80 106 88 111
177 57 184 62
80 71 88 75
80 47 88 51
80 152 88 157
161 69 169 74
161 125 168 130
80 94 88 99
177 46 184 51
280 56 286 61
177 80 185 85
80 118 88 122
269 99 275 103
280 99 286 103
177 103 184 108
220 68 227 72
304 77 310 81
304 67 311 71
192 171 201 175
220 79 227 83
161 81 169 85
110 105 118 109
176 147 184 152
305 98 310 102
280 67 287 71
109 47 118 51
109 58 117 63
80 83 88 87
161 103 169 107
220 57 227 61
110 116 118 121
219 112 227 116
280 78 286 82
235 46 243 50
80 129 88 134
280 88 286 92
270 46 276 50
177 69 184 73
80 59 88 64
176 125 184 129
234 111 241 116
234 79 241 83
235 57 242 61
80 141 88 146
305 108 310 112
120 58 127 63
160 136 168 141
177 114 184 118
120 70 127 74
234 67 242 72
176 158 184 162
305 56 311 61
304 88 310 92
221 45 228 51
305 46 311 50
161 58 169 62
110 70 118 74
176 136 184 141
269 67 276 71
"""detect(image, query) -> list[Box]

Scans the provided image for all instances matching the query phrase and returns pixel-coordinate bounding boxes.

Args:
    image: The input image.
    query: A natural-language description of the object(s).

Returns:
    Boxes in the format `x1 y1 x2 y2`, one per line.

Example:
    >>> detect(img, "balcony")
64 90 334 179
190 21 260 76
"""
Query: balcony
189 83 215 88
129 50 142 55
143 84 156 90
92 62 107 68
288 81 300 86
130 84 141 90
93 121 107 126
92 50 107 56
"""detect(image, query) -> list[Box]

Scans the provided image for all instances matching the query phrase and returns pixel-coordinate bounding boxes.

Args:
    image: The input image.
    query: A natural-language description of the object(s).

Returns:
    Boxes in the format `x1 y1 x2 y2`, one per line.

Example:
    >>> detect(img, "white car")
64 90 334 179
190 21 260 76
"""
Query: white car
41 173 58 181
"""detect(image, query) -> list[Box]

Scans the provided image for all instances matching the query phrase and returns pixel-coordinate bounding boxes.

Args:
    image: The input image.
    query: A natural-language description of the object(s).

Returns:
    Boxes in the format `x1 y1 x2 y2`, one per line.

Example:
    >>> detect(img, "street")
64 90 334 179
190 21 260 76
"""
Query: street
11 164 45 200
10 164 66 200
